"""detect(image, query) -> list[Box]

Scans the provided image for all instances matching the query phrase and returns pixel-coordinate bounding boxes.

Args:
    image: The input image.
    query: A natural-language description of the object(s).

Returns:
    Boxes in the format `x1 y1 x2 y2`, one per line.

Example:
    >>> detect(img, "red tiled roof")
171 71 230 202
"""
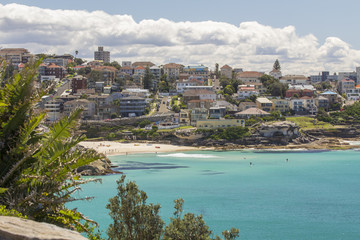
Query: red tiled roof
163 63 182 69
340 78 355 82
221 64 232 69
183 89 215 96
121 66 133 70
188 99 214 103
47 63 61 68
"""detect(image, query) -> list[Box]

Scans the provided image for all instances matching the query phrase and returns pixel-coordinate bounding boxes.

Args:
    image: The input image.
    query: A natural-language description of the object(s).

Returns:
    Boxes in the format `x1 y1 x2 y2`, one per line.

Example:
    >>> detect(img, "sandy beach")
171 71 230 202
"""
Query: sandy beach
79 141 203 156
80 138 360 157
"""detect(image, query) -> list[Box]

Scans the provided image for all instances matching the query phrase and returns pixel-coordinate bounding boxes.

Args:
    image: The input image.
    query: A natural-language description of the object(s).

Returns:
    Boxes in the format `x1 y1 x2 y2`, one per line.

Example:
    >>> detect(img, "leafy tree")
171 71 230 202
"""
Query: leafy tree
317 108 332 122
217 228 240 240
74 58 85 66
209 127 249 141
111 113 118 119
163 198 212 239
172 105 180 113
67 67 75 75
143 67 153 90
158 74 170 92
78 66 92 75
223 85 235 95
88 70 102 87
268 82 287 97
215 63 220 78
230 79 242 93
273 59 281 71
139 120 152 128
260 74 287 97
219 76 231 89
107 176 240 240
104 61 121 70
106 175 164 240
249 95 257 103
80 93 89 99
0 60 102 236
3 64 15 80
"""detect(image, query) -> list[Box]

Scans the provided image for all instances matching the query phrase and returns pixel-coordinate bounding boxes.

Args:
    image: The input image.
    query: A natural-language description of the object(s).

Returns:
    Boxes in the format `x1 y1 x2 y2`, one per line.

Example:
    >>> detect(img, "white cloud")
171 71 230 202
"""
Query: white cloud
1 3 360 75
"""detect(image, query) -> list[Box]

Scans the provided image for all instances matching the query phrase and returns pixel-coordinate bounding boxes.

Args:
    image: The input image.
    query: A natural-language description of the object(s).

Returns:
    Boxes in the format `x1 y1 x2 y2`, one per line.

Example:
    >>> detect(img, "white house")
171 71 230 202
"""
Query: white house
237 85 259 99
280 75 309 85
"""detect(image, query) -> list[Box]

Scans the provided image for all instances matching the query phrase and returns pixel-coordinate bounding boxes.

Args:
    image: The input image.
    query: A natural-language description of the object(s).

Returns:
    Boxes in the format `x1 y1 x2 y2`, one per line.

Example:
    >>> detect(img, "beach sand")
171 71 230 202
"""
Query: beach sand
79 141 203 156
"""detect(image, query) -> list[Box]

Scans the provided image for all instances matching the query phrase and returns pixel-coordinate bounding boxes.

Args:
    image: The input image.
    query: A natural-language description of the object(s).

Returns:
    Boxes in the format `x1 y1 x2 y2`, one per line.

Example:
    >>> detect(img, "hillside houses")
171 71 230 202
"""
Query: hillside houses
11 46 358 124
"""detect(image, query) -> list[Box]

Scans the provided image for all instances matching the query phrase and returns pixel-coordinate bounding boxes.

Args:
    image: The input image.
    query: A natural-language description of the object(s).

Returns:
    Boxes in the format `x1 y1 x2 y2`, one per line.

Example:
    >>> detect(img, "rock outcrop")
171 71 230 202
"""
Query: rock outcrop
0 216 87 240
76 157 113 176
304 127 360 138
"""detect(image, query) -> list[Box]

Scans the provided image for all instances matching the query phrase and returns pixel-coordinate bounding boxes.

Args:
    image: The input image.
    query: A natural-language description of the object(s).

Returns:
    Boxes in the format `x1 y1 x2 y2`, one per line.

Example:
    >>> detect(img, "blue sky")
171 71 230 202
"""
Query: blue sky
0 1 359 74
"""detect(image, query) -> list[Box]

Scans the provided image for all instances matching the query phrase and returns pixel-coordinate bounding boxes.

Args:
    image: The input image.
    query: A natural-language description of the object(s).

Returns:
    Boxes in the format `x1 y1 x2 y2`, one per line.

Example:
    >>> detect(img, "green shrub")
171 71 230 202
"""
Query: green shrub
0 205 27 218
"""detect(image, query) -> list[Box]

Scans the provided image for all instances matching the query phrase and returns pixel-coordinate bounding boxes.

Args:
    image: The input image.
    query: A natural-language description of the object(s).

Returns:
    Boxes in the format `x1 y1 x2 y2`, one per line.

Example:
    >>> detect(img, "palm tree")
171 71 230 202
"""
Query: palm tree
0 60 103 235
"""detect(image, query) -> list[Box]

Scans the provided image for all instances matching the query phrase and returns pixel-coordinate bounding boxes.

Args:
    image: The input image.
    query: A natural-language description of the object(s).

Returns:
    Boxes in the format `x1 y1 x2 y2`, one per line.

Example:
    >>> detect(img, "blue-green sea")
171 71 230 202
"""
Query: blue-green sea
69 150 360 239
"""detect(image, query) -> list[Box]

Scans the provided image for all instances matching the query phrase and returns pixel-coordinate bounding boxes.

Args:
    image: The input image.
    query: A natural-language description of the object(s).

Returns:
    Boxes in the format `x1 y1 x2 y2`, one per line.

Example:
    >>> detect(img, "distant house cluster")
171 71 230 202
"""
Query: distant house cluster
2 46 360 129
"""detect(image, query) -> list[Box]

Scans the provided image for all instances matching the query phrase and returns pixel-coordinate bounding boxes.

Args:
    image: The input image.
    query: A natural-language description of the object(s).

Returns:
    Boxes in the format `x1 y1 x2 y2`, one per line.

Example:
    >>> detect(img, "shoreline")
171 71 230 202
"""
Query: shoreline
80 138 360 157
79 141 212 156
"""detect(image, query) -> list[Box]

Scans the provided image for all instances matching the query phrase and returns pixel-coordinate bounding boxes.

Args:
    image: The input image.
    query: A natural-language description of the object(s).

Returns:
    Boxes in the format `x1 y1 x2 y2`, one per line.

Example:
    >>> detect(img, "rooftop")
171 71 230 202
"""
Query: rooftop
235 107 270 116
237 71 264 78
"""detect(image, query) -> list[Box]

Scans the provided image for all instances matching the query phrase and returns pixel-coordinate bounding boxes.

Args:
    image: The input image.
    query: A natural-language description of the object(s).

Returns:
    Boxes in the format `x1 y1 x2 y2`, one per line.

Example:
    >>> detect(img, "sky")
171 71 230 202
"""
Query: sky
1 0 360 75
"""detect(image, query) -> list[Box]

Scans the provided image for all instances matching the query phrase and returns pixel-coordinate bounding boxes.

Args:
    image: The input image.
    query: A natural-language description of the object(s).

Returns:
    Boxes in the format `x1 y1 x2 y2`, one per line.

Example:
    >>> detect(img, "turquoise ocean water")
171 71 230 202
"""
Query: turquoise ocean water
69 150 360 239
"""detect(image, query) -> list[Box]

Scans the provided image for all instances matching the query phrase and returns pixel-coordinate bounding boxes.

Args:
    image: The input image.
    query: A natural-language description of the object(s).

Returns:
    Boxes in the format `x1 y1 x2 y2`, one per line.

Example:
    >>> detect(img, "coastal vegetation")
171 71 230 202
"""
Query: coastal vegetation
286 116 335 130
107 175 240 240
0 60 103 238
317 102 360 124
196 126 250 141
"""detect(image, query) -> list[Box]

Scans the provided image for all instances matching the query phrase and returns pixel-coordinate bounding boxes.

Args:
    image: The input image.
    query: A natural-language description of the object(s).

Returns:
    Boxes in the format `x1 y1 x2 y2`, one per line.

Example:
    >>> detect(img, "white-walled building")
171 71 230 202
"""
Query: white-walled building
237 85 259 99
45 98 64 121
280 75 309 85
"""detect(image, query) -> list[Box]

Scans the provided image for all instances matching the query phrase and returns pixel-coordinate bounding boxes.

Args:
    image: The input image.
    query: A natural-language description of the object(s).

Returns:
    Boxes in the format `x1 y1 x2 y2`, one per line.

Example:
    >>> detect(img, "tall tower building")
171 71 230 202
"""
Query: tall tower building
94 46 110 63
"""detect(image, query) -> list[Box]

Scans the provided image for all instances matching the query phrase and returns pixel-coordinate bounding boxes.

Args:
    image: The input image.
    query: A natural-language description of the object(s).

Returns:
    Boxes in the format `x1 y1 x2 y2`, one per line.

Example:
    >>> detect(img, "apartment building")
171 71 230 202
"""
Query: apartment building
0 48 32 65
256 97 274 112
220 65 232 79
163 63 183 80
94 46 110 63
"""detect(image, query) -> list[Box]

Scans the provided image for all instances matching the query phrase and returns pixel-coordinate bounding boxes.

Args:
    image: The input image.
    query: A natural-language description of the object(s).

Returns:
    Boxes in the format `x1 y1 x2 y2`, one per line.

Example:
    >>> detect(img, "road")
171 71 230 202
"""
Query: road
158 96 172 113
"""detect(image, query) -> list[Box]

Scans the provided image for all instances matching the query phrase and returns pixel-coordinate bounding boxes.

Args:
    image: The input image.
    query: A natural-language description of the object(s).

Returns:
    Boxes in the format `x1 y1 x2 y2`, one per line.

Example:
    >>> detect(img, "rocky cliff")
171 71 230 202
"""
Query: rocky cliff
0 216 87 240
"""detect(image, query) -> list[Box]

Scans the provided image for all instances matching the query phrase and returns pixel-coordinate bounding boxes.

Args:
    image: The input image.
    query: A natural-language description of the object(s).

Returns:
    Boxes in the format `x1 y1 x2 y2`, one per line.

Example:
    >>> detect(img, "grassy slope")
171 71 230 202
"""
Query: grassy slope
286 116 337 130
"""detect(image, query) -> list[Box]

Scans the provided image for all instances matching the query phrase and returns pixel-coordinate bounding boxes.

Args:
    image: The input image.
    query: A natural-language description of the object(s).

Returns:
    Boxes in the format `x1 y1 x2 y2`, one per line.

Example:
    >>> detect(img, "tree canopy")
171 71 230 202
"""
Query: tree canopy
143 67 153 90
273 59 281 71
107 176 240 240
